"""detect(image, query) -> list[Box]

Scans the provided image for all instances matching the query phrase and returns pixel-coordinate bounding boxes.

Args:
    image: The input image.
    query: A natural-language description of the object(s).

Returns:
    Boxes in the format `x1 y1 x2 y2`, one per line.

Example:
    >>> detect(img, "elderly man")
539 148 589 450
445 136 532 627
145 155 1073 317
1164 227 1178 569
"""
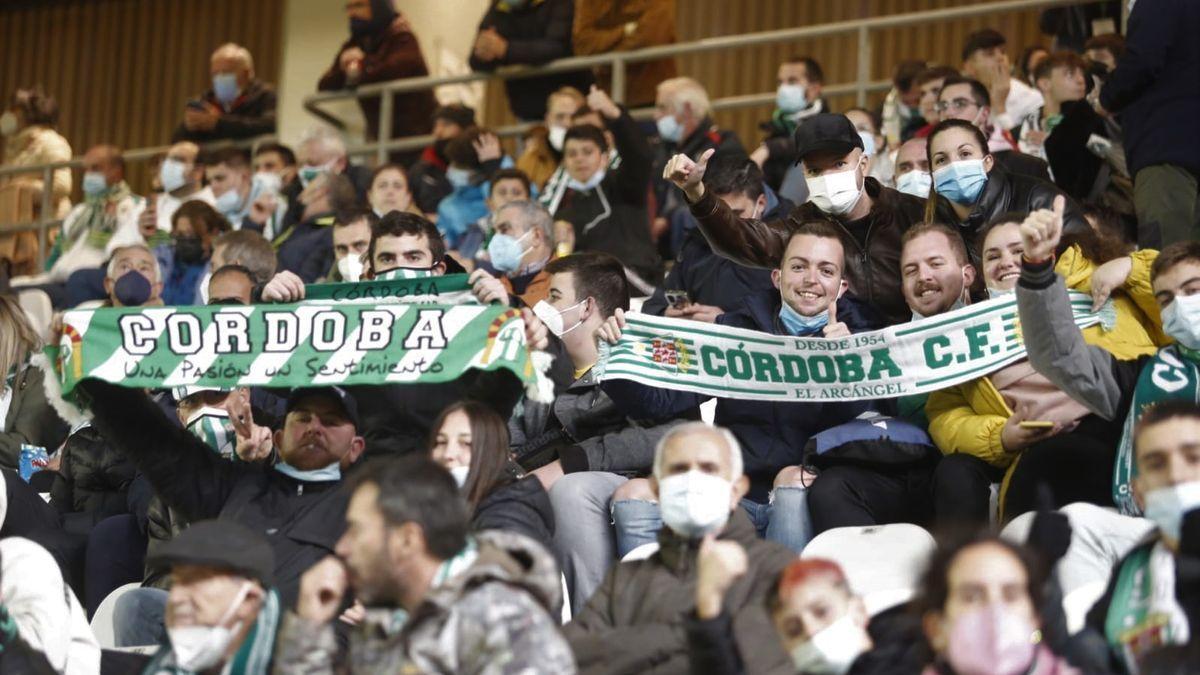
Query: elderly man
139 520 280 674
490 199 555 307
173 43 276 143
277 456 575 673
104 244 163 308
564 423 795 675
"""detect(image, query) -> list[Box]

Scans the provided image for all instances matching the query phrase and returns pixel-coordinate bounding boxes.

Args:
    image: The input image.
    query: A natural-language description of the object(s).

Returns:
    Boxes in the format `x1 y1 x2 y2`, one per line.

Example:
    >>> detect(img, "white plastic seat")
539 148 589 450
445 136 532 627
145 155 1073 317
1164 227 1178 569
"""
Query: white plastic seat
801 524 937 615
89 582 142 649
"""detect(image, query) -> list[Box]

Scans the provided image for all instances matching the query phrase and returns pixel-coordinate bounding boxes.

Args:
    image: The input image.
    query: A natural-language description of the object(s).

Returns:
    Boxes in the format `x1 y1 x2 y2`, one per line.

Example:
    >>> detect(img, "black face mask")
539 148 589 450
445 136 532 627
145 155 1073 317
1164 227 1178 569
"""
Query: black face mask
174 236 205 265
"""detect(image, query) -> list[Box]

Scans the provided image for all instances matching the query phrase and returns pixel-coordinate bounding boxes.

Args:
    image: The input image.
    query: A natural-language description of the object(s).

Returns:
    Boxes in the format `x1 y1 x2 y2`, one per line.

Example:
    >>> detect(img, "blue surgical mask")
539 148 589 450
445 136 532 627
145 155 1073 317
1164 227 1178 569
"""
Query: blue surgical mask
656 114 683 143
446 168 473 189
214 186 245 218
779 301 829 336
82 171 108 198
160 158 189 193
275 460 341 482
858 131 877 157
776 84 808 114
933 159 989 206
212 73 240 106
1162 293 1200 350
487 229 533 274
895 170 932 198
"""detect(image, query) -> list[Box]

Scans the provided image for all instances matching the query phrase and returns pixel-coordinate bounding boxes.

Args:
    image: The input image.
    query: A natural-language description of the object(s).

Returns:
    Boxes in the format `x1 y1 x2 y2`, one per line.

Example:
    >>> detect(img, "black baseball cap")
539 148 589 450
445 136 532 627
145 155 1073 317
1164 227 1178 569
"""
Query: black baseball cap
148 520 274 587
287 386 360 429
793 113 865 164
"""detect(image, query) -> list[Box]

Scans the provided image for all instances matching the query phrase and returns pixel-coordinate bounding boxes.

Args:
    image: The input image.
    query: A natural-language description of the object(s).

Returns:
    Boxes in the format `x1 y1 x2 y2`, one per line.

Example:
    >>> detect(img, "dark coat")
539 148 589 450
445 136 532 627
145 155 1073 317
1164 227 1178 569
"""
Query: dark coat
317 17 437 144
992 149 1052 183
81 381 349 609
0 365 68 472
171 79 277 143
601 289 877 501
550 109 663 283
1043 101 1112 202
48 424 136 535
654 118 747 223
565 510 796 675
955 163 1090 247
642 190 790 317
687 178 936 326
1100 0 1200 176
468 0 592 120
472 474 554 553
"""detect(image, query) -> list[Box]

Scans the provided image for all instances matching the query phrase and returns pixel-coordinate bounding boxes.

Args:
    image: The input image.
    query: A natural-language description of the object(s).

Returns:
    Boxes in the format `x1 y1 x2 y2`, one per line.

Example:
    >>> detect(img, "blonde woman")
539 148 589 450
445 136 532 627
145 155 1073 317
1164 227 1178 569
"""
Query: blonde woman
0 294 67 470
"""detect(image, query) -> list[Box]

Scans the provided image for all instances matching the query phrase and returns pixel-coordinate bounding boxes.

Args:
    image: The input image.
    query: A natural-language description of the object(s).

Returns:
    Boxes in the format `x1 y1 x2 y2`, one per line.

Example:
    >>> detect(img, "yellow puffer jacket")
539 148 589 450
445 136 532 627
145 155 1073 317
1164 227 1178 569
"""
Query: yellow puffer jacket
926 246 1168 520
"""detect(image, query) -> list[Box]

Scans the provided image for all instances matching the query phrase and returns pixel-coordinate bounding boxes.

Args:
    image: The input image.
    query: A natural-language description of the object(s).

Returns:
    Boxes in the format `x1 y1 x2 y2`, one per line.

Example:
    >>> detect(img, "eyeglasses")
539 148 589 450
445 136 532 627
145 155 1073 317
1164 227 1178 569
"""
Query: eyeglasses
934 98 980 114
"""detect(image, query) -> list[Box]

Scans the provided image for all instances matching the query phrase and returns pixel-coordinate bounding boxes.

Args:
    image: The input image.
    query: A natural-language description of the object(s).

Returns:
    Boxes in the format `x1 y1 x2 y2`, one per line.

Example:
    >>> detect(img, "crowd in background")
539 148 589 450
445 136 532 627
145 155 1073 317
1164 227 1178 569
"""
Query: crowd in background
0 0 1197 673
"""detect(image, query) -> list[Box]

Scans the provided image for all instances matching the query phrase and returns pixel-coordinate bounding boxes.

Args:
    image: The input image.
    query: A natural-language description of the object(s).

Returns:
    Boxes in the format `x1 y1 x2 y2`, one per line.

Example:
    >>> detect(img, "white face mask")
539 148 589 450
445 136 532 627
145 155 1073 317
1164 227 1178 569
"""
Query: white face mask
450 465 470 488
337 254 364 282
1162 293 1200 351
789 614 870 675
548 125 568 152
895 170 932 198
533 299 585 337
167 582 251 672
806 161 865 216
1142 480 1200 544
658 470 733 539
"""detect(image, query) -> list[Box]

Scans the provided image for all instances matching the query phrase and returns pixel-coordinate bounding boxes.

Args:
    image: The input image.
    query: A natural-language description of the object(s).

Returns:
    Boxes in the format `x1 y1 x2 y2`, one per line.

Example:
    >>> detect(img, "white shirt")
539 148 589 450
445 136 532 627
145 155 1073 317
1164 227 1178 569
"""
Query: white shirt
994 78 1045 133
156 185 215 233
0 537 101 675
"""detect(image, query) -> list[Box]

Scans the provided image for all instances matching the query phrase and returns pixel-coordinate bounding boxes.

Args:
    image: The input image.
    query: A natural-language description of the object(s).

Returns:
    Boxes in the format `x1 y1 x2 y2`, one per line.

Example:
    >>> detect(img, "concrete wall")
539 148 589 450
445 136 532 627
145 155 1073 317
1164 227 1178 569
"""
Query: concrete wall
277 0 489 148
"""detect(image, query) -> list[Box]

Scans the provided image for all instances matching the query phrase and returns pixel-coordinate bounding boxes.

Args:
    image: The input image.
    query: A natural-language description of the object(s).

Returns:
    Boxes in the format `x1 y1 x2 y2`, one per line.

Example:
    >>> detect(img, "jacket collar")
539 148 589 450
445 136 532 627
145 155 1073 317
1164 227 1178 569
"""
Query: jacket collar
656 508 758 574
965 163 1013 232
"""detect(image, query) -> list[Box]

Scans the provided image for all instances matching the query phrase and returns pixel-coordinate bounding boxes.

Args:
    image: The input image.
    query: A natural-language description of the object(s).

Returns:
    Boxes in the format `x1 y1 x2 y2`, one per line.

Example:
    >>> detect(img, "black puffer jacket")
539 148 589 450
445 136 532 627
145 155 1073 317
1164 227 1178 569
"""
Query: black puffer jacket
48 424 136 535
951 163 1089 248
473 474 555 553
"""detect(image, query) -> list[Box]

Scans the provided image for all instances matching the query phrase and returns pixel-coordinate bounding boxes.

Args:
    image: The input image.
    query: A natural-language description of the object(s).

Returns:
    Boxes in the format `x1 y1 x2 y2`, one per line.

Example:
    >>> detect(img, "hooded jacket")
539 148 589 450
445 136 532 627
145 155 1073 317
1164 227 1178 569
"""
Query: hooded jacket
275 530 576 674
472 474 555 553
565 509 796 675
601 288 877 501
686 178 938 326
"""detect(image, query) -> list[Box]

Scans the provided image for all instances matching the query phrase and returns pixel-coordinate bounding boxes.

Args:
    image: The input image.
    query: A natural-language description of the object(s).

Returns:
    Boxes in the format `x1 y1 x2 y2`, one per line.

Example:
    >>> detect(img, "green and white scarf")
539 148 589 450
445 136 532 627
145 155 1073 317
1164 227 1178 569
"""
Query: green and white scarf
143 589 281 675
1104 542 1190 672
596 292 1110 402
1113 344 1200 516
48 274 551 406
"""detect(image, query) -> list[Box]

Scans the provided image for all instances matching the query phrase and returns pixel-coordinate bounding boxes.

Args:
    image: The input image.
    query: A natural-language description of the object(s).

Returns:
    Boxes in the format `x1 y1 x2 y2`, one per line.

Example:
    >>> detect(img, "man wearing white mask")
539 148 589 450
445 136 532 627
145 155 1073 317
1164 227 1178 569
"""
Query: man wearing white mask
892 137 932 199
514 252 693 614
151 142 215 235
172 43 277 144
140 520 281 674
752 56 828 195
327 209 376 283
563 422 796 675
666 113 951 326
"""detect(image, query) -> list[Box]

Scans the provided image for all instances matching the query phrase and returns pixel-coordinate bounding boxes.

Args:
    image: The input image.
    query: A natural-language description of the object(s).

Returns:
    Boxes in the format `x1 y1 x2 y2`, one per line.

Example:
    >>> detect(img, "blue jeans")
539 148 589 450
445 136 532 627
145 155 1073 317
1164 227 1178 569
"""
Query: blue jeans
611 488 814 554
114 587 169 647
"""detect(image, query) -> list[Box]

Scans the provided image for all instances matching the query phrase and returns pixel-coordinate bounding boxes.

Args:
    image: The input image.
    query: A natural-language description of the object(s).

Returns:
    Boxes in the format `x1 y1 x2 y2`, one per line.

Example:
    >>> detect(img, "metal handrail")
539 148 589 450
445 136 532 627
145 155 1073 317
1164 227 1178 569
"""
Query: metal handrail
0 0 1081 255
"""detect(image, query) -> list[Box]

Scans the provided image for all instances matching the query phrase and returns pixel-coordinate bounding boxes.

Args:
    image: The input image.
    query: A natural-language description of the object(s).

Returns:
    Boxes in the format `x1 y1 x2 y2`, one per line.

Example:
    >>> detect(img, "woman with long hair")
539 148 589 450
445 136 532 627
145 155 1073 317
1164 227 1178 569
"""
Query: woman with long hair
0 294 67 470
429 401 553 550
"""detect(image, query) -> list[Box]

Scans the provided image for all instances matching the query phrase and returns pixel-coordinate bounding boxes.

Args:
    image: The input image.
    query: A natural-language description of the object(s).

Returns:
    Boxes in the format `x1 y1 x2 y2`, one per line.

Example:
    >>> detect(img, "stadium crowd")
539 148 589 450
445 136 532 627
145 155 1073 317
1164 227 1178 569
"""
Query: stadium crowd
0 0 1197 673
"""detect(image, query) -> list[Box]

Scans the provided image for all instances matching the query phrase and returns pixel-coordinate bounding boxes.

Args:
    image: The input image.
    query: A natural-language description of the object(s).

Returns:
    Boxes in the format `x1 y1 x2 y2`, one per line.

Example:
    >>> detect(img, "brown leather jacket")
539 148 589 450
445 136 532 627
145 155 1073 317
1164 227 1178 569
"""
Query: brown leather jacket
688 178 945 326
